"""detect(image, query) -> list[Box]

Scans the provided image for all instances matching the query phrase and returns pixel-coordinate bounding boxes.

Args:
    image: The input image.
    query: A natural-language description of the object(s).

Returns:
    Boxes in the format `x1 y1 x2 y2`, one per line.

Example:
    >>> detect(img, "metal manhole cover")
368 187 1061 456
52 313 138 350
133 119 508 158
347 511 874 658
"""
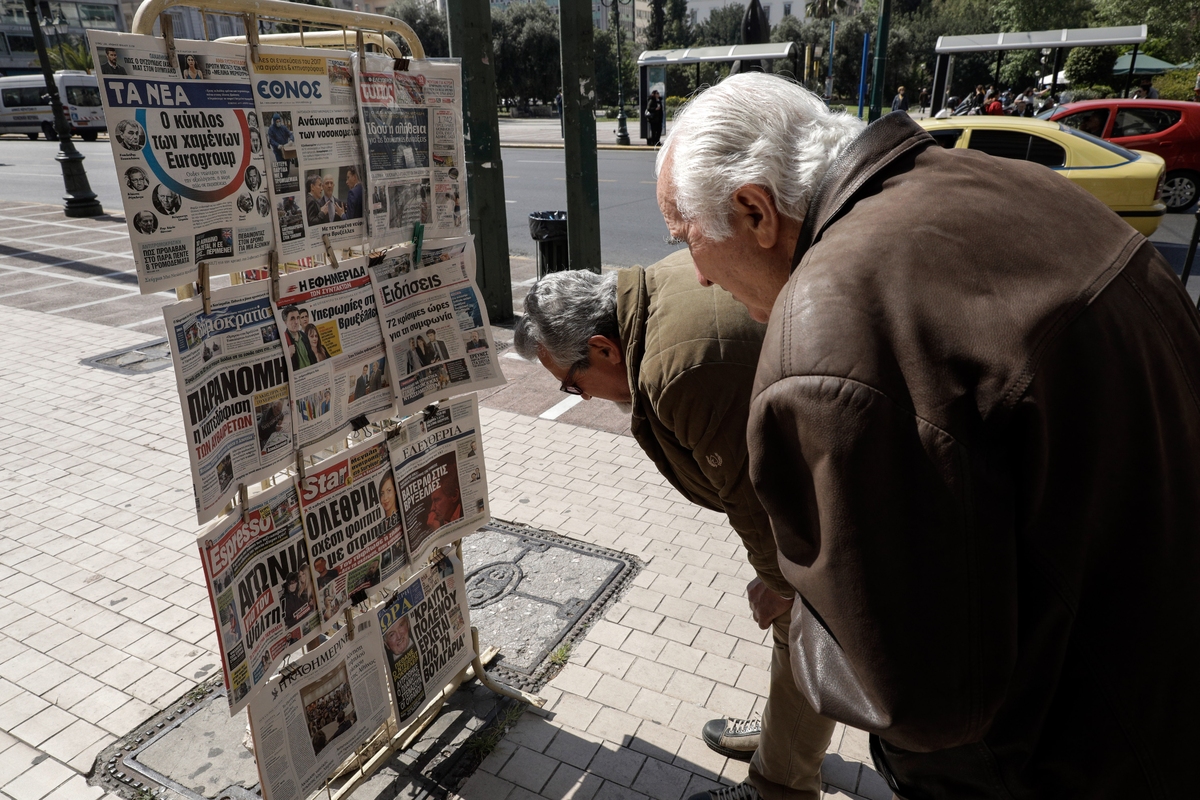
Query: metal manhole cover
82 338 173 374
464 521 641 689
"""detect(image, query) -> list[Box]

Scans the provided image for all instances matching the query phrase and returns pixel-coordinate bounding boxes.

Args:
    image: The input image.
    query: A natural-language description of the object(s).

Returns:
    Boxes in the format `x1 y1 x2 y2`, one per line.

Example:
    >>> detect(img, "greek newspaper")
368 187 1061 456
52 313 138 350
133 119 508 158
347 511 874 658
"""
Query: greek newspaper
355 54 467 248
273 258 393 449
386 395 490 565
298 438 406 625
368 237 505 416
248 46 366 259
248 620 393 800
197 480 319 714
89 32 274 293
164 280 295 524
376 551 474 725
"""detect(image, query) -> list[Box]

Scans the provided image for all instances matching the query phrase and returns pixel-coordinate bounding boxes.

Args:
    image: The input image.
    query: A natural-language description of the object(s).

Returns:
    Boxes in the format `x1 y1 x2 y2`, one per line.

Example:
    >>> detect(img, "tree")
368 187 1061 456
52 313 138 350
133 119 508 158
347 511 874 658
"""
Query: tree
1064 45 1118 87
48 35 92 72
594 26 639 107
1093 0 1200 65
989 0 1096 87
383 0 449 58
645 0 665 49
805 0 848 20
693 3 744 46
663 0 692 47
491 3 562 108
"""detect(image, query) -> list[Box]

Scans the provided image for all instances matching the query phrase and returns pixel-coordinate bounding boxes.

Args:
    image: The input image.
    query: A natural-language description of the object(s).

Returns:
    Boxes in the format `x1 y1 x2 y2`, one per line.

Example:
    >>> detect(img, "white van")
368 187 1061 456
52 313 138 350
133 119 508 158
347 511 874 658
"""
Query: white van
0 71 106 141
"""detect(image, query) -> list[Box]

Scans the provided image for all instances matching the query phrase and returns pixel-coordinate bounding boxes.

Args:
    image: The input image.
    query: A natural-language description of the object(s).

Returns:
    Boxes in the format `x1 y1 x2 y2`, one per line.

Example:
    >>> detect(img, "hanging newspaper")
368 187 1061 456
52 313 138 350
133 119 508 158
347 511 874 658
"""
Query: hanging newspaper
164 280 295 524
376 550 474 726
355 53 467 248
197 480 319 714
368 237 505 415
386 394 490 565
89 32 273 293
299 437 406 625
273 257 393 450
248 621 394 800
248 46 366 260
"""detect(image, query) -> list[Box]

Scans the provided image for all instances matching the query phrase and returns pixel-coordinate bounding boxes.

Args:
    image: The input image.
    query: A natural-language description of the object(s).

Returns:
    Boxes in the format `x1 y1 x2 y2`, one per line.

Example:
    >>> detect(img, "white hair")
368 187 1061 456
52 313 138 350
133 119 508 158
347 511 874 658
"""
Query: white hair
657 73 867 241
514 270 619 369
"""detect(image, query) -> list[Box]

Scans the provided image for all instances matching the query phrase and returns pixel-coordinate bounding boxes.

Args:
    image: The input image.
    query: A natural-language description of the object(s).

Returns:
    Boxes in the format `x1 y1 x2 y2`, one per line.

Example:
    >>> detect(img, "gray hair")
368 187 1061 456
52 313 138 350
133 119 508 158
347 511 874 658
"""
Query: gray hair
513 270 619 369
656 73 867 241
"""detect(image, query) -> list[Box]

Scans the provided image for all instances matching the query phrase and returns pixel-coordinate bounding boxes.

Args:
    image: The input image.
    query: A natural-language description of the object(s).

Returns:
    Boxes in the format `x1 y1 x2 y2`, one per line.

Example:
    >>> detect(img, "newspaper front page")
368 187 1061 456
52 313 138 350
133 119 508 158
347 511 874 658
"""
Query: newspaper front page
164 280 295 524
355 54 467 248
273 258 393 450
248 46 366 260
386 395 490 565
376 551 474 725
89 32 274 293
248 620 393 800
299 437 406 625
197 480 319 714
368 237 505 416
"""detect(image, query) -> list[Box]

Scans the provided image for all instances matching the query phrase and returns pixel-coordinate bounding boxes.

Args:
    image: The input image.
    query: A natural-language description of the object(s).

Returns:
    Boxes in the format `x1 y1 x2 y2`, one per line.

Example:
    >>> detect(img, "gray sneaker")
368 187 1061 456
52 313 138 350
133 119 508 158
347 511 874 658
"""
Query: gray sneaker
701 716 761 760
686 782 763 800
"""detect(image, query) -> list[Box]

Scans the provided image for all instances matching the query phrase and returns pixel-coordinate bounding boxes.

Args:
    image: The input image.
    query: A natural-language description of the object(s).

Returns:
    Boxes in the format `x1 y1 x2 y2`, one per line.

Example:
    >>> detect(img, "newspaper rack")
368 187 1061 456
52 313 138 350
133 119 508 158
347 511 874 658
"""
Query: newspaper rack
125 2 544 796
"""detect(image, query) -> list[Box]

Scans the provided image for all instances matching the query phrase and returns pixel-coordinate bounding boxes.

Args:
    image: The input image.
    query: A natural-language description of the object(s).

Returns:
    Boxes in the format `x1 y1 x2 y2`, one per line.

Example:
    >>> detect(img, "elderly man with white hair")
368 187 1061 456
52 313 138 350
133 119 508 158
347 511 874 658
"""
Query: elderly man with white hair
656 73 1200 798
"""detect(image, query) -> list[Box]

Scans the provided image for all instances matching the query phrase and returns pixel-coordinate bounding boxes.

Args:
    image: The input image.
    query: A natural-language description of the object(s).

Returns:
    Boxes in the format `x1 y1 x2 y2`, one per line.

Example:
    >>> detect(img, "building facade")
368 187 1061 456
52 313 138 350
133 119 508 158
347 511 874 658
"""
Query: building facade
1 0 123 74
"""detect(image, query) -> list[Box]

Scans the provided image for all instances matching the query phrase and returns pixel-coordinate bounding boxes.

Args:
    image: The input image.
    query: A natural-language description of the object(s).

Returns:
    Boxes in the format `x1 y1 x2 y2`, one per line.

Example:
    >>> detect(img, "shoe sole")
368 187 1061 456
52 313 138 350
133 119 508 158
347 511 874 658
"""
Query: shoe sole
702 737 756 762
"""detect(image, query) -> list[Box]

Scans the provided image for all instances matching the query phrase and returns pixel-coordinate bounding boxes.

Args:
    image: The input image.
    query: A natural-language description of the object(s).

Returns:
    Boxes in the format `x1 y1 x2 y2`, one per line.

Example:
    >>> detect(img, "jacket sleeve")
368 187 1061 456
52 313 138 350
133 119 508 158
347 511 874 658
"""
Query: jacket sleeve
657 364 793 598
748 374 1017 751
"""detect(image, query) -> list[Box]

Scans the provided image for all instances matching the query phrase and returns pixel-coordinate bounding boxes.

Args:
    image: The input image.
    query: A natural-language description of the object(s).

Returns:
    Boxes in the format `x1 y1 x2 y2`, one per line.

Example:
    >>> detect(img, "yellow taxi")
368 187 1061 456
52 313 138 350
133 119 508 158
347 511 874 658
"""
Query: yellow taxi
919 116 1166 236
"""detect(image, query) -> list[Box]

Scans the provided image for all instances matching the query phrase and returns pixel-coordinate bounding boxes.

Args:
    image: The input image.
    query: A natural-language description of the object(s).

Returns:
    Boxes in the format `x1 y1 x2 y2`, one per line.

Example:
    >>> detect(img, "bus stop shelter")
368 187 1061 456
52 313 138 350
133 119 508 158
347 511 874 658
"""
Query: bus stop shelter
931 25 1147 115
636 42 796 141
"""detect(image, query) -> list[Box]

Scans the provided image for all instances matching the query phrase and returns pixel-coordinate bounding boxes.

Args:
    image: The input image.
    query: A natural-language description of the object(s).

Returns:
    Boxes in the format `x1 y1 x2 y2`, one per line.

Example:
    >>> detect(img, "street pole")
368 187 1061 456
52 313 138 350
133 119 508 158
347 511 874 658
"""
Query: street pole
23 0 102 217
867 0 891 121
604 0 632 146
857 32 869 118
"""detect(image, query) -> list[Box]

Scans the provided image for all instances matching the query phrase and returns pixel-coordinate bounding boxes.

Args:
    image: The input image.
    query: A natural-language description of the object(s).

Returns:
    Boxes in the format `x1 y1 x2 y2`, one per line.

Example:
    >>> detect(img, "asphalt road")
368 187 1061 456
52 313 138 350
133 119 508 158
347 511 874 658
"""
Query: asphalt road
0 133 1192 274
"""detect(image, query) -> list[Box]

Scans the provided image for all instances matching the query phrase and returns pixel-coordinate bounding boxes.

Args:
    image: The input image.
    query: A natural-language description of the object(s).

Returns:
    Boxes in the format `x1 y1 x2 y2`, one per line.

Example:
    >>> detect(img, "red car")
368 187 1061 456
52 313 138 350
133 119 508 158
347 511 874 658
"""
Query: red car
1042 99 1200 212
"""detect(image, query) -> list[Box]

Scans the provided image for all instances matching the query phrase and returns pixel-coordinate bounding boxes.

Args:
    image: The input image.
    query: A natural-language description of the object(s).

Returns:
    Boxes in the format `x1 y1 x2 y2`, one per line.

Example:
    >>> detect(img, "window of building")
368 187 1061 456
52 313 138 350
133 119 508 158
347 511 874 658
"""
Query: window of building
783 2 791 15
79 3 118 28
1 0 28 24
6 34 36 52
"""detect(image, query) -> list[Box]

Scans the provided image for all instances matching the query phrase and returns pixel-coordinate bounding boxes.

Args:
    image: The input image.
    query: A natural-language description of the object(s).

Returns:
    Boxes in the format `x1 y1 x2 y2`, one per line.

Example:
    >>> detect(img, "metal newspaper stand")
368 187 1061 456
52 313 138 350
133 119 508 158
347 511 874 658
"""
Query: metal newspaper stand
120 2 544 796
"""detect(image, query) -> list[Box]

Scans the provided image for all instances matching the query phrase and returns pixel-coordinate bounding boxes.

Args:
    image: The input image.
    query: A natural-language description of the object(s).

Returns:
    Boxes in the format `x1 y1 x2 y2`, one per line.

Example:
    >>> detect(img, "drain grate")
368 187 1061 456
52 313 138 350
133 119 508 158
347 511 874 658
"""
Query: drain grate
82 339 173 374
465 520 642 691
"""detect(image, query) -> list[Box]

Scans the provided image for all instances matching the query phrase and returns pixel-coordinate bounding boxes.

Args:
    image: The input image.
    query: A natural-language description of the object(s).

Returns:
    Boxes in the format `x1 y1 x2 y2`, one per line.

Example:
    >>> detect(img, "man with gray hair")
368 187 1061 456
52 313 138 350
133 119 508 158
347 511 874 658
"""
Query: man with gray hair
657 72 1200 797
515 251 835 800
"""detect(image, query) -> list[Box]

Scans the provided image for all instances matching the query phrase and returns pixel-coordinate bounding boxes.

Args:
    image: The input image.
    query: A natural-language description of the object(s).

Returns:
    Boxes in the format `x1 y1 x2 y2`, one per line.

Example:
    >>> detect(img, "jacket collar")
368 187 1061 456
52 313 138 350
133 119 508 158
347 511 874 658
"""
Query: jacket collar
615 265 647 418
793 112 935 269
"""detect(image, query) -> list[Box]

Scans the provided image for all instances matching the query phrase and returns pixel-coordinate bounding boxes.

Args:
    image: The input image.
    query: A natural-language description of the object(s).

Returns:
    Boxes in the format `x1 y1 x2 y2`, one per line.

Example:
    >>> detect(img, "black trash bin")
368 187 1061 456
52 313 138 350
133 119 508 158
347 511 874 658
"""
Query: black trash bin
529 211 569 278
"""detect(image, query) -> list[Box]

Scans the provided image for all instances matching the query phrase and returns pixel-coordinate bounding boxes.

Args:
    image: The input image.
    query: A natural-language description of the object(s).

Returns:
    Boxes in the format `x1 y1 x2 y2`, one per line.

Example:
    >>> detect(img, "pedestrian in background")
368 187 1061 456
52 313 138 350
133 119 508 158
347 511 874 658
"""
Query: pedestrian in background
890 85 909 113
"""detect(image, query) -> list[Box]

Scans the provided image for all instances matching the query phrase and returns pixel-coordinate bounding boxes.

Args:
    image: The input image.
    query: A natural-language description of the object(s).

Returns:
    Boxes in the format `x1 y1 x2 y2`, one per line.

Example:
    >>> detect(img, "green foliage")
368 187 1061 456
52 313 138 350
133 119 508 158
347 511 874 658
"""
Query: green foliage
549 643 572 666
1093 0 1200 65
663 0 693 47
382 0 448 58
48 35 92 72
644 0 665 49
592 27 639 108
806 0 849 20
492 2 562 108
1064 45 1118 87
1154 68 1199 101
693 4 745 46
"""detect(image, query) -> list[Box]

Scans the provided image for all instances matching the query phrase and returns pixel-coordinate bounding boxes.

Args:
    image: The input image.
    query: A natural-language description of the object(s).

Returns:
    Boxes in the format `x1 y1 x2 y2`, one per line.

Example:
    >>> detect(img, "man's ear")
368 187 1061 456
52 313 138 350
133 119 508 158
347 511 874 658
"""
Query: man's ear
588 335 623 365
731 184 781 248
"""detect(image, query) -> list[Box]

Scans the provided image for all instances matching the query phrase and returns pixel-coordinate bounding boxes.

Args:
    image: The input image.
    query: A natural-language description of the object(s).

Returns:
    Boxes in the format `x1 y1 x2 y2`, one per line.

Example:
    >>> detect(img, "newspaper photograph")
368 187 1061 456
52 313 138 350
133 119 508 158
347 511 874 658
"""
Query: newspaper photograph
273 257 394 450
376 550 473 725
355 53 467 248
386 394 489 564
368 237 505 415
299 437 406 625
248 45 366 260
197 480 320 714
90 32 274 293
164 279 295 524
248 620 394 800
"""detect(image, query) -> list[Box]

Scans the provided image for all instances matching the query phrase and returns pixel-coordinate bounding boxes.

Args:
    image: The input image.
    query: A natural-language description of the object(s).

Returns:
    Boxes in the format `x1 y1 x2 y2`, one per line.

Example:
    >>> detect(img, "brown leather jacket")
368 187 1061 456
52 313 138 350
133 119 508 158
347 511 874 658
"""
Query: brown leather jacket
618 251 790 595
748 113 1200 798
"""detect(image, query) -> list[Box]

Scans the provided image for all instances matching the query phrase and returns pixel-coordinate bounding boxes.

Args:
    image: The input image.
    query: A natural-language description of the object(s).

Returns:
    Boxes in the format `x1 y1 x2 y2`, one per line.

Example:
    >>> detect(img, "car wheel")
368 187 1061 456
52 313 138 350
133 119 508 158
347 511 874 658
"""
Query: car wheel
1163 170 1199 213
25 133 37 140
81 131 98 142
41 122 58 141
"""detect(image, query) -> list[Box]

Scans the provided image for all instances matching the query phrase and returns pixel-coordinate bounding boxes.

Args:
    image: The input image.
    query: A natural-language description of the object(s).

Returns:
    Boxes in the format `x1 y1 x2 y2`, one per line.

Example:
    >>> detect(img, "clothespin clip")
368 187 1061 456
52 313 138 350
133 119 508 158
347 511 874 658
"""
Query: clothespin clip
160 14 177 74
197 262 211 314
244 14 260 64
356 29 366 63
411 222 424 266
295 447 306 479
238 483 249 523
321 233 340 270
344 608 356 640
268 252 279 304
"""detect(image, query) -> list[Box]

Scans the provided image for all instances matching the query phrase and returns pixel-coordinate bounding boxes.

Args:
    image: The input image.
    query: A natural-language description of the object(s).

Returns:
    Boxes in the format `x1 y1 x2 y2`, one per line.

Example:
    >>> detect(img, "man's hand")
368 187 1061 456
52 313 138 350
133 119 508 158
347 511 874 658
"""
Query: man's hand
747 578 793 629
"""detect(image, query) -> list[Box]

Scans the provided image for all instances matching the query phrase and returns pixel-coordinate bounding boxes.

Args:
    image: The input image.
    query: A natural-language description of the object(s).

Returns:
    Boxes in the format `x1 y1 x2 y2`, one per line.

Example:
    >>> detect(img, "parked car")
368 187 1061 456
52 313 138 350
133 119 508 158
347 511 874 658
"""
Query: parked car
1039 99 1199 212
0 71 106 141
919 116 1166 236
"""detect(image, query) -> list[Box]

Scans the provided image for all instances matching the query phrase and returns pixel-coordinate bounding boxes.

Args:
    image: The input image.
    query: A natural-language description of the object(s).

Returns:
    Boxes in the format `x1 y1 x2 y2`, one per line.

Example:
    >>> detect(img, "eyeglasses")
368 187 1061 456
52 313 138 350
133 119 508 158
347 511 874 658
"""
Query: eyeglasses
559 361 584 395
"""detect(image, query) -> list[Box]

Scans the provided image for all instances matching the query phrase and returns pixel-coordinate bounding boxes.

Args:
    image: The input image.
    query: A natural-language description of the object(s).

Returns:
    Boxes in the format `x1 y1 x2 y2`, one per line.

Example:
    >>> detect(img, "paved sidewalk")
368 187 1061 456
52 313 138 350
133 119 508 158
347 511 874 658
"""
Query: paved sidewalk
0 207 891 800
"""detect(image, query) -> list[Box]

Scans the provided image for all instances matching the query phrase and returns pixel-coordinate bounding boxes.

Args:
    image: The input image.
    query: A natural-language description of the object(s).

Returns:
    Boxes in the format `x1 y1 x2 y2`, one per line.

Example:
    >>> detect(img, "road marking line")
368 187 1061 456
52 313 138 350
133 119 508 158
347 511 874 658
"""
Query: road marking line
539 395 583 420
640 181 657 184
598 179 616 183
47 293 139 313
119 316 167 329
518 160 564 164
502 351 525 361
505 200 516 204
